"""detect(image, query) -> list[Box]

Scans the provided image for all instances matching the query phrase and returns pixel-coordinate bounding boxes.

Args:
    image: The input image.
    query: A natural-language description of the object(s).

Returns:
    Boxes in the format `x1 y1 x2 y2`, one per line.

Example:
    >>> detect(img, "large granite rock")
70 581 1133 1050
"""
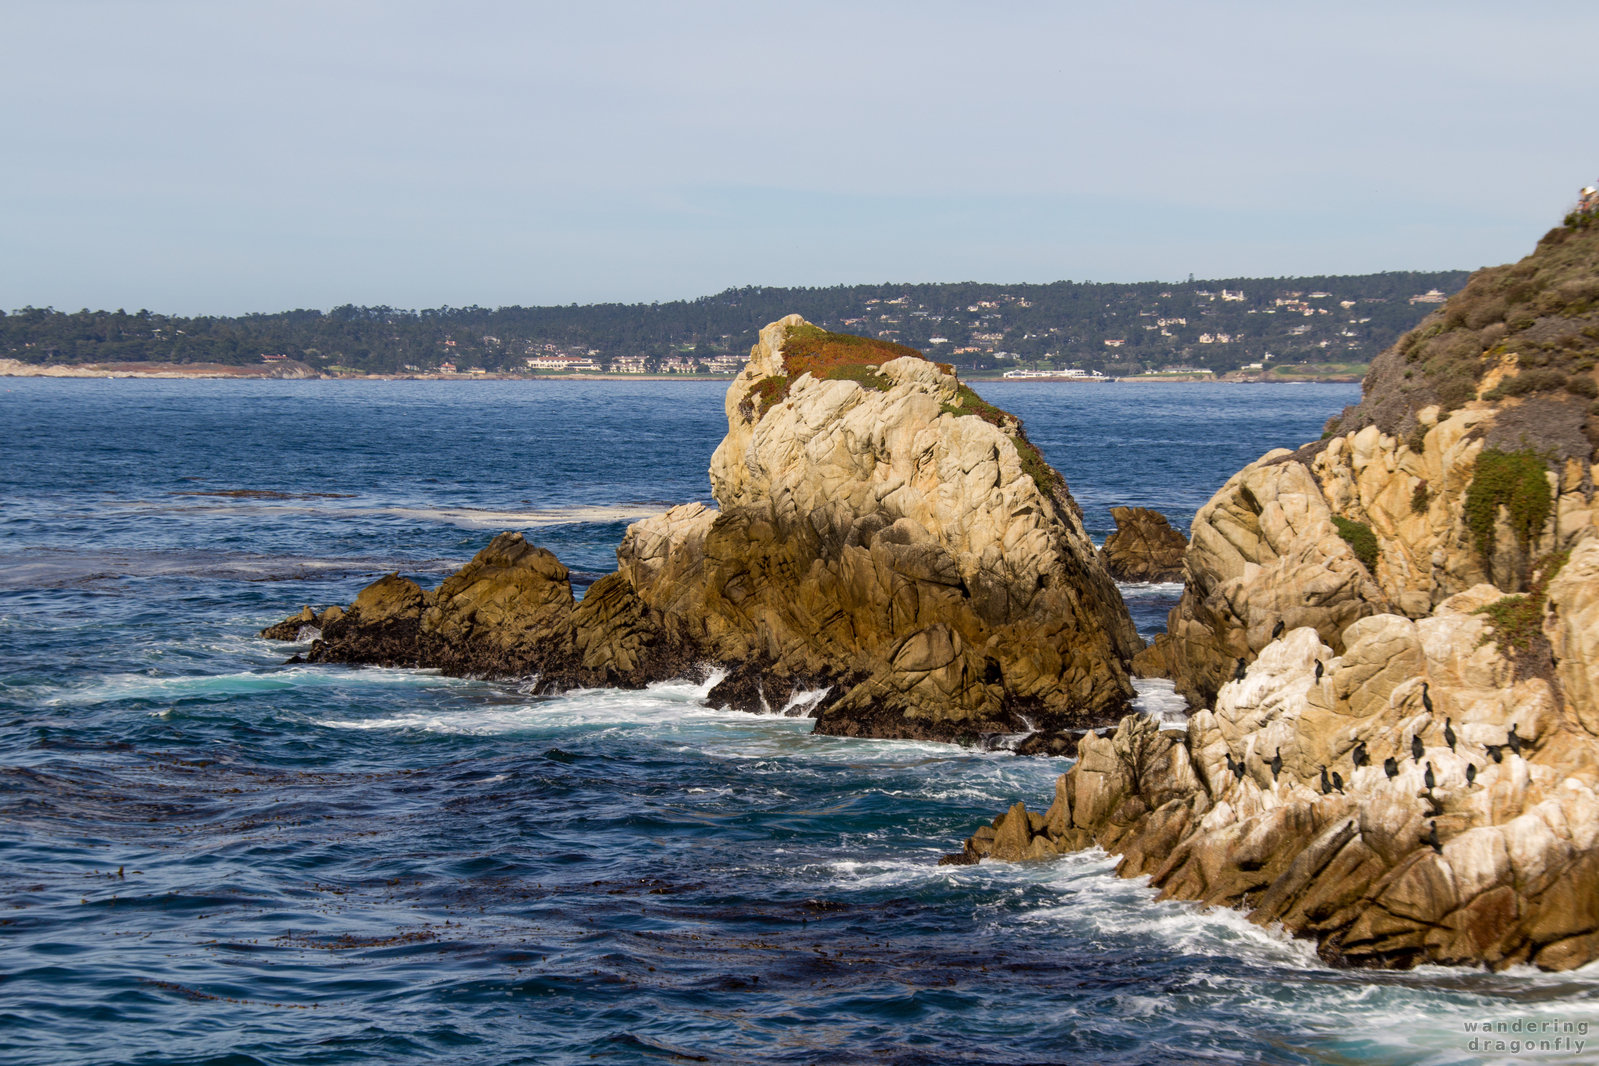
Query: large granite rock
964 219 1599 971
268 316 1144 741
1101 506 1187 583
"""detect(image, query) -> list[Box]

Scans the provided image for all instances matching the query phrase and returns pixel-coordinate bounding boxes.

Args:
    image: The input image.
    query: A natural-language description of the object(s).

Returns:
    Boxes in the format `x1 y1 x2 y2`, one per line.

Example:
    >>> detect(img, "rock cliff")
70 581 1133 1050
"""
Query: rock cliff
273 316 1143 741
961 218 1599 970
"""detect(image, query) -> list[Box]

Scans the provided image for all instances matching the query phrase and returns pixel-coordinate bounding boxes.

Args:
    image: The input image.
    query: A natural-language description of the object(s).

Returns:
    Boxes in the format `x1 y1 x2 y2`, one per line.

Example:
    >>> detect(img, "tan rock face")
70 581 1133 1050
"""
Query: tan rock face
1159 404 1597 708
1101 506 1187 583
272 317 1143 741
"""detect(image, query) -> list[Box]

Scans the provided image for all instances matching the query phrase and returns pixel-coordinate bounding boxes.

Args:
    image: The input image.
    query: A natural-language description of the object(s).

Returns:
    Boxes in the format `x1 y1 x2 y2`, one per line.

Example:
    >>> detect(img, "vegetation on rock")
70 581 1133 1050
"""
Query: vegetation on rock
1464 448 1553 561
752 324 911 416
1331 516 1379 571
1335 223 1599 460
1475 549 1569 658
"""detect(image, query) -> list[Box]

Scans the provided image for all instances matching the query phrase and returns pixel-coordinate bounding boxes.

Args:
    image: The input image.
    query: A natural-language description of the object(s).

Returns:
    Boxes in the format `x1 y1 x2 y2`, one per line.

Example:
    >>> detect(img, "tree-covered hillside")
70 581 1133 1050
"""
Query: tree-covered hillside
2 270 1469 376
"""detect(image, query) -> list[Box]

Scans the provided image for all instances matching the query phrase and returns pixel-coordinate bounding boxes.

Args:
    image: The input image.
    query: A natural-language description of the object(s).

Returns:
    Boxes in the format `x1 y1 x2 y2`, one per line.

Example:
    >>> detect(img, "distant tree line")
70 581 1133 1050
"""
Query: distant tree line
0 270 1470 376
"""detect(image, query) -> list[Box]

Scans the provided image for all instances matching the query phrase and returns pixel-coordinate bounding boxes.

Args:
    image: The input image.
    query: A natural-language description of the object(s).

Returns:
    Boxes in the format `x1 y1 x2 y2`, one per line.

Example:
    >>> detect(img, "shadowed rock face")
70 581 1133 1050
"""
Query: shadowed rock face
270 315 1144 742
1101 506 1187 583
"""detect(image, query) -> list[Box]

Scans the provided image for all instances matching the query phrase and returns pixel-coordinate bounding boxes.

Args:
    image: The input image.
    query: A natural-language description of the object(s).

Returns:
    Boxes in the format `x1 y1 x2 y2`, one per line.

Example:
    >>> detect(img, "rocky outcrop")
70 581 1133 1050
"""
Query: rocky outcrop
268 316 1144 741
961 576 1599 970
1148 402 1598 710
1100 506 1187 583
965 218 1599 971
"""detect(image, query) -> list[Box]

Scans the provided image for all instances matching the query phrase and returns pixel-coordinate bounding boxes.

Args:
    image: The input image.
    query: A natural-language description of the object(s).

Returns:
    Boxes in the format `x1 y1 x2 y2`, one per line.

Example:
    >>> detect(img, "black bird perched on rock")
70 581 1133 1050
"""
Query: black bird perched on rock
1272 619 1285 640
1332 771 1345 793
1487 744 1503 764
1234 755 1245 781
1411 733 1424 763
1384 756 1399 779
1507 723 1522 756
1270 747 1283 781
1320 765 1332 794
1314 659 1324 681
1421 681 1433 715
1423 820 1442 854
1224 752 1239 781
1424 762 1436 791
1443 717 1456 752
1465 763 1478 787
1352 740 1369 768
1233 658 1247 682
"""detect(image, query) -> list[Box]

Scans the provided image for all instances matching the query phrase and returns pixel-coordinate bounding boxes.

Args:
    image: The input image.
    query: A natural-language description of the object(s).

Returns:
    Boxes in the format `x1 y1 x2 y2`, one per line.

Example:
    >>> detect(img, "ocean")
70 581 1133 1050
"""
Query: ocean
3 378 1596 1065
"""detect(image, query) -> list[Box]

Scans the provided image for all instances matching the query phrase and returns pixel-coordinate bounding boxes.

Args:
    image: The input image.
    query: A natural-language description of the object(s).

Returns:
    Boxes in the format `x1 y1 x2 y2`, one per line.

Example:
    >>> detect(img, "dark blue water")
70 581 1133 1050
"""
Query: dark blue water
4 378 1594 1066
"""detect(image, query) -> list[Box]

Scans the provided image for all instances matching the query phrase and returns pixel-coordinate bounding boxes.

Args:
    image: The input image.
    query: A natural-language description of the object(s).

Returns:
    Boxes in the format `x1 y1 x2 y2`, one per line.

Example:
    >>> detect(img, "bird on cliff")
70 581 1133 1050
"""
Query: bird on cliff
1421 681 1434 715
1466 763 1478 787
1423 821 1442 854
1320 765 1332 794
1331 771 1345 793
1384 756 1399 780
1443 717 1456 752
1424 762 1436 791
1270 747 1283 781
1314 659 1324 681
1507 723 1522 756
1487 744 1504 764
1352 740 1369 767
1272 619 1285 640
1224 751 1239 780
1411 733 1424 763
1233 658 1247 682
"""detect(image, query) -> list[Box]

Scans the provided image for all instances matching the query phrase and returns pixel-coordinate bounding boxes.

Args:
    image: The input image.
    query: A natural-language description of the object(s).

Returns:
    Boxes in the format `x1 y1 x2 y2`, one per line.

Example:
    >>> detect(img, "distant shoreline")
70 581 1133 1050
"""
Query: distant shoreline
0 359 1361 385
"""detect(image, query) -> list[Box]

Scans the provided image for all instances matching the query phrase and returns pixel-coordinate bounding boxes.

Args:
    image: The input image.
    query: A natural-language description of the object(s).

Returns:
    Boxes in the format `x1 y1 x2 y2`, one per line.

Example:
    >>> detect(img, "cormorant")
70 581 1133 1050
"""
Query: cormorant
1270 747 1283 781
1272 619 1285 640
1423 762 1435 791
1507 723 1522 756
1384 756 1399 779
1314 659 1324 681
1320 765 1332 794
1411 733 1424 763
1443 717 1456 752
1423 821 1442 854
1352 740 1369 767
1331 771 1344 793
1233 658 1247 682
1465 763 1477 787
1421 681 1433 715
1224 752 1238 780
1487 744 1503 763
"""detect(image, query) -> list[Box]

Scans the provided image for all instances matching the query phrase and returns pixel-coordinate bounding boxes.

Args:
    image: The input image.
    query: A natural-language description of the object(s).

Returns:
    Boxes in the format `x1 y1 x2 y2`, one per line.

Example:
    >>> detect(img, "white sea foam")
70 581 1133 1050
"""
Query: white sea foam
46 664 468 706
1131 676 1189 725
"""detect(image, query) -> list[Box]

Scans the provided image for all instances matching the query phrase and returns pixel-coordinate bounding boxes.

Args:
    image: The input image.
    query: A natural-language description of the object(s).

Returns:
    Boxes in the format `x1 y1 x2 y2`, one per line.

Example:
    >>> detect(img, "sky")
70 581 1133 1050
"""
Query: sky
3 1 1597 315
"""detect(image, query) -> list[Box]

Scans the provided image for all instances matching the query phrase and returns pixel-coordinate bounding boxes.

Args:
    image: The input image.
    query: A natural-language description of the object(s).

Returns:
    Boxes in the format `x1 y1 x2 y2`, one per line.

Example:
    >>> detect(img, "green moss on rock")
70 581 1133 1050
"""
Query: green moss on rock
1464 448 1552 561
1331 516 1379 572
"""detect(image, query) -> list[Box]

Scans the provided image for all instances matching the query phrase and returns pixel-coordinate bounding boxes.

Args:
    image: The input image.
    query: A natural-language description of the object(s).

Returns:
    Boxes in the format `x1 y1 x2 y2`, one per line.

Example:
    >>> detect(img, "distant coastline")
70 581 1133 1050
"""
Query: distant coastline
0 359 1362 385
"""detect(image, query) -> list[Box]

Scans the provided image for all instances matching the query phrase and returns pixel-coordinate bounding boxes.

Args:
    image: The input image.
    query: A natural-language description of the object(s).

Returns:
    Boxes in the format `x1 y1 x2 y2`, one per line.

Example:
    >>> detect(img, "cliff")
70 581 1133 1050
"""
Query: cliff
961 219 1599 970
273 316 1144 742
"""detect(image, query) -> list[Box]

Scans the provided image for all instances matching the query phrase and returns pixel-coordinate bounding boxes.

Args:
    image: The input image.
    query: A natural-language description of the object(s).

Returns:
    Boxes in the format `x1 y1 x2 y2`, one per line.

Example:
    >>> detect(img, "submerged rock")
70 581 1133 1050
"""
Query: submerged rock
1101 506 1187 583
265 316 1143 741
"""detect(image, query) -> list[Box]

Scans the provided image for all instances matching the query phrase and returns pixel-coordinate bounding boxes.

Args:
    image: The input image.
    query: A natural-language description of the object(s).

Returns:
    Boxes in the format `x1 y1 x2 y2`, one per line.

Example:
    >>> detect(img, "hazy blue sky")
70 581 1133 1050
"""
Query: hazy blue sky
3 1 1596 314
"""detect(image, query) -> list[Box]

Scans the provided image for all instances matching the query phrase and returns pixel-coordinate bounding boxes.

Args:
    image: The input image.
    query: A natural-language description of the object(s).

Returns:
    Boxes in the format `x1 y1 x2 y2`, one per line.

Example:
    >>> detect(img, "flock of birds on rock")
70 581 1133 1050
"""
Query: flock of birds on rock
1221 639 1529 862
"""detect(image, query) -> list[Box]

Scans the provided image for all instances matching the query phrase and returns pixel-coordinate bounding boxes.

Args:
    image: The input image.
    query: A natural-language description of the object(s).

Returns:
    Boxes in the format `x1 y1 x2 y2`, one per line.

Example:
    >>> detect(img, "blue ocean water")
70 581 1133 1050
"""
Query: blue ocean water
3 378 1596 1066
